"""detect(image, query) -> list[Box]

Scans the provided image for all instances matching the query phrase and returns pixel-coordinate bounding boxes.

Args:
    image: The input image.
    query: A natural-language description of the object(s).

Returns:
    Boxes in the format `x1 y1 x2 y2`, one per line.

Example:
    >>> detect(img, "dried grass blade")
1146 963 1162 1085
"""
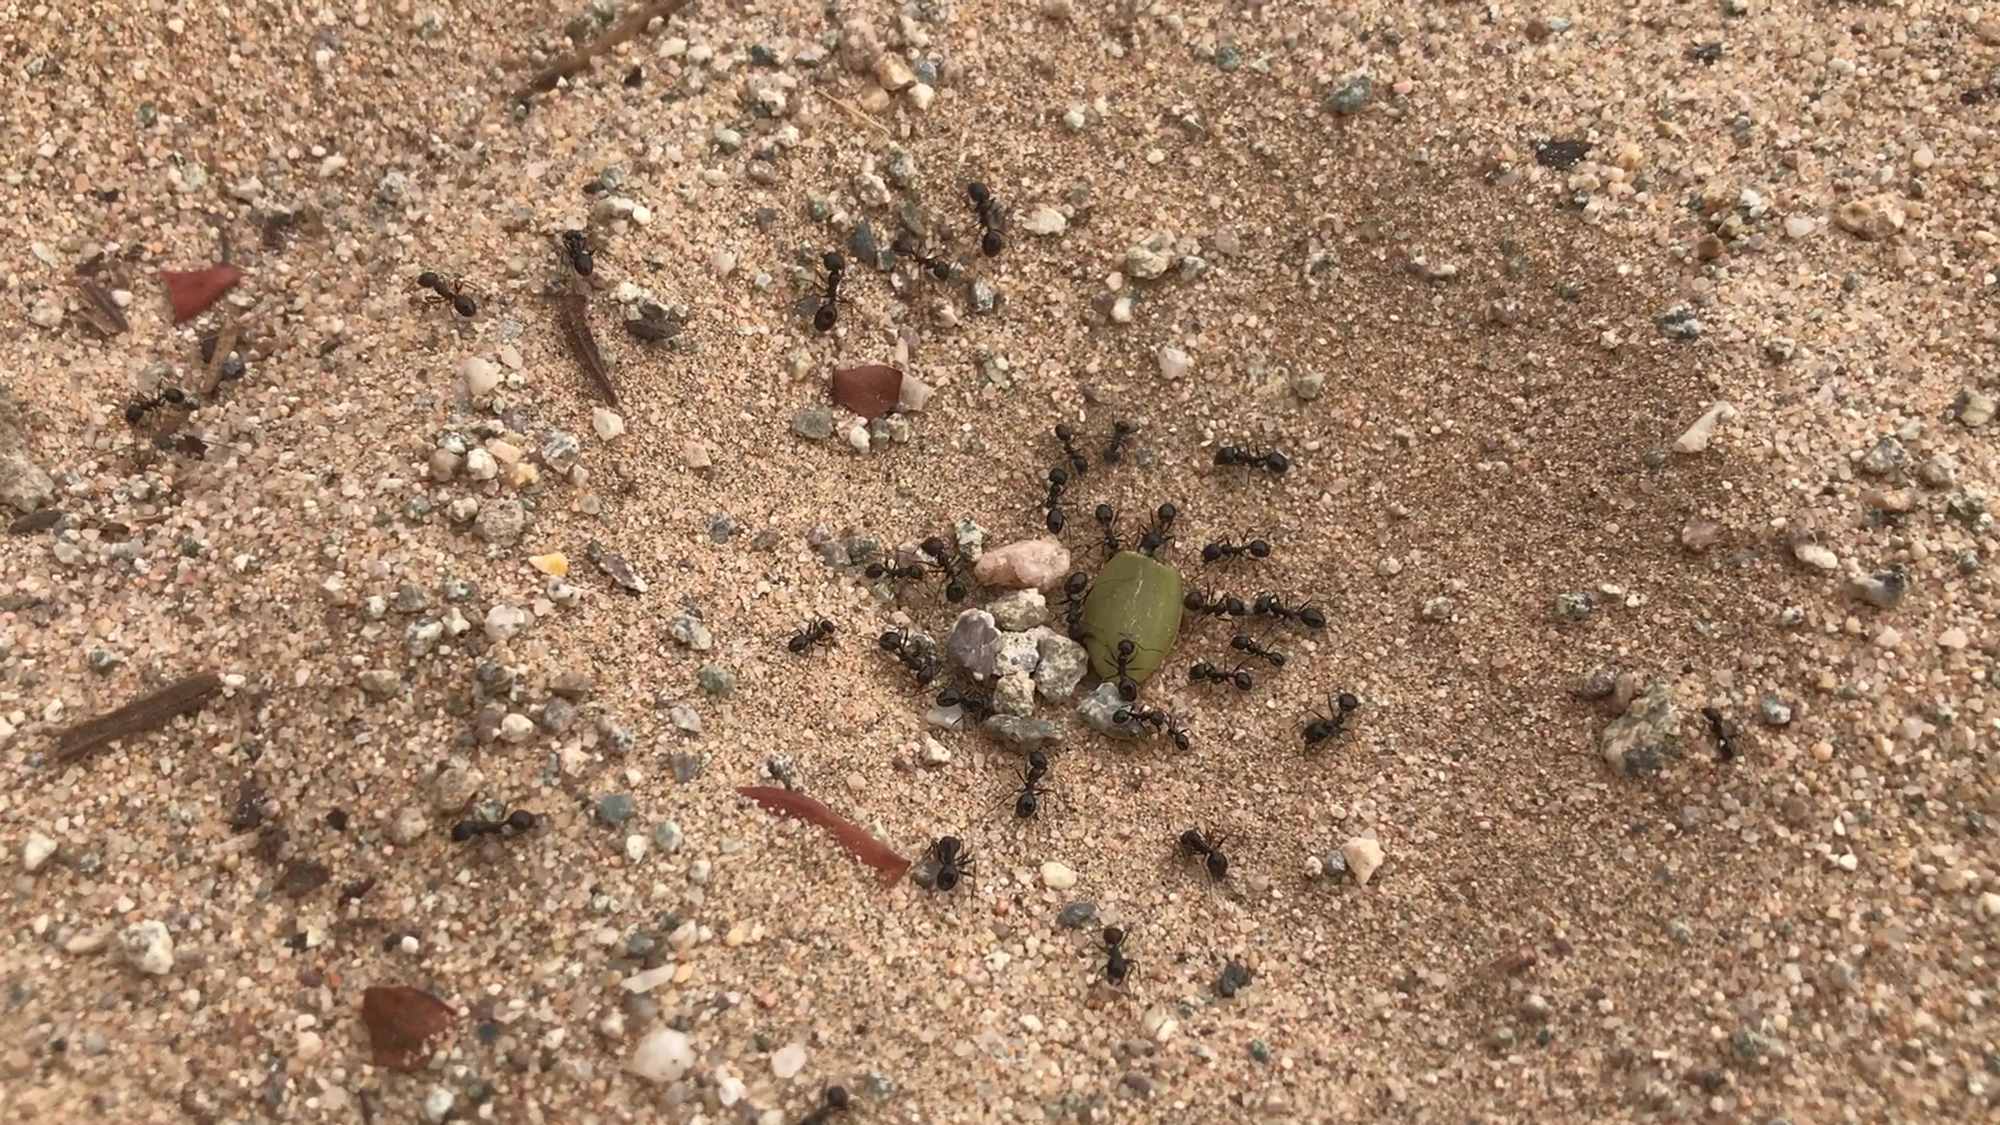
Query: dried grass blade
72 278 129 336
516 0 696 100
556 294 619 406
54 672 224 765
737 785 911 886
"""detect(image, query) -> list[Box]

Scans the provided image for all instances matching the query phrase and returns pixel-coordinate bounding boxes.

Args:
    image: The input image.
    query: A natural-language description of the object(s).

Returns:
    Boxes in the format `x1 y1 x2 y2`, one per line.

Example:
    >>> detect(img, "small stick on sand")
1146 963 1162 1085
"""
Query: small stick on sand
54 673 225 765
514 0 696 102
824 93 893 139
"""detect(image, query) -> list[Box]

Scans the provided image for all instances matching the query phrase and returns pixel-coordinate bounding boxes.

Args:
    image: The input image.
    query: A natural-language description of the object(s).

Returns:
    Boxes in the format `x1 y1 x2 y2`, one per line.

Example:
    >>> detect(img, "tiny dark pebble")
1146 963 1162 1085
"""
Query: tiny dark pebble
1534 139 1592 170
326 809 349 832
849 221 879 266
623 65 643 87
1121 1072 1153 1096
671 752 704 783
8 509 61 535
1215 959 1254 998
596 794 636 826
1056 901 1098 929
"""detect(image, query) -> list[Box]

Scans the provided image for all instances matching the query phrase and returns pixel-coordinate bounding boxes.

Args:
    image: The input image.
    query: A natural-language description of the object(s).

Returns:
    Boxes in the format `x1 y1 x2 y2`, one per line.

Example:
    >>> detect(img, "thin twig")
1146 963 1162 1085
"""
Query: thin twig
54 673 224 765
555 294 619 406
825 93 893 138
514 0 696 101
195 311 244 397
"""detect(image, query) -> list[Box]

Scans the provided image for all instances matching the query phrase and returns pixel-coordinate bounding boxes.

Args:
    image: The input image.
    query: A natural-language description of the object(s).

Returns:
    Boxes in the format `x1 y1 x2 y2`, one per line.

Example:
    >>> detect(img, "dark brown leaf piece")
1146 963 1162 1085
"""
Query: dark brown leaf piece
361 985 455 1072
8 509 61 535
555 293 618 406
72 278 129 336
279 860 331 899
160 265 243 323
737 785 911 886
584 540 648 594
54 672 224 765
830 364 904 420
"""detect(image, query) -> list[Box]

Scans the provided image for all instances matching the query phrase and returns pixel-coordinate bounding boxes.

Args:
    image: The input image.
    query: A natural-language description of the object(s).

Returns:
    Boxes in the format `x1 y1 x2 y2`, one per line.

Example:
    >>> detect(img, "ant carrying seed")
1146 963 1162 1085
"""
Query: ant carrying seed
967 181 1005 257
450 808 540 843
926 835 975 891
1054 424 1090 475
890 233 955 280
416 271 478 317
1179 827 1230 881
1301 691 1361 746
1189 660 1255 691
1040 467 1071 533
561 229 594 276
797 1084 851 1125
813 251 845 333
1101 925 1135 986
919 535 971 603
786 616 838 655
1230 633 1286 668
1184 588 1249 618
1702 705 1738 761
1252 592 1327 630
1138 502 1178 557
1214 446 1289 475
1201 535 1272 564
1092 504 1124 556
1113 705 1192 751
1102 420 1137 465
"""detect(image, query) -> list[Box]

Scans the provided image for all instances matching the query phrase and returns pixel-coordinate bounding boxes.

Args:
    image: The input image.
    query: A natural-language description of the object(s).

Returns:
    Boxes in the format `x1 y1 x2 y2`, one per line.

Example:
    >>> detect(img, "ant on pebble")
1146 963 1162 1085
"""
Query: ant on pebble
786 616 838 655
416 271 478 317
1059 572 1091 637
1214 445 1289 475
877 628 940 687
560 229 594 276
1301 691 1361 746
890 233 955 281
935 685 997 725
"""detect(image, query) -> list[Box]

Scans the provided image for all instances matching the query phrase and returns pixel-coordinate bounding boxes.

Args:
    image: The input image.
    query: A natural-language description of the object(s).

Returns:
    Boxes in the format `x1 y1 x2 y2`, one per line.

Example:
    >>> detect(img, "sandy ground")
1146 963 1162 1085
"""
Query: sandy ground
2 1 1997 1122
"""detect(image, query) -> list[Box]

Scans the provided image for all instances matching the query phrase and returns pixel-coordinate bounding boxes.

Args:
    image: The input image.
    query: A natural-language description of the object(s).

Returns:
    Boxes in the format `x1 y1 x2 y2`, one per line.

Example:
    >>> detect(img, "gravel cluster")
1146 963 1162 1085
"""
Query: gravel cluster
1 2 1997 1122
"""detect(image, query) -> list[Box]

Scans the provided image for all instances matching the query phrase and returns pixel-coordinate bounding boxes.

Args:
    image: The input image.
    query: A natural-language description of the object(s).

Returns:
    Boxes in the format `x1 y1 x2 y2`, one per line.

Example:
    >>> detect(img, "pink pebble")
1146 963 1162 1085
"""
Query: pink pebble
972 538 1071 591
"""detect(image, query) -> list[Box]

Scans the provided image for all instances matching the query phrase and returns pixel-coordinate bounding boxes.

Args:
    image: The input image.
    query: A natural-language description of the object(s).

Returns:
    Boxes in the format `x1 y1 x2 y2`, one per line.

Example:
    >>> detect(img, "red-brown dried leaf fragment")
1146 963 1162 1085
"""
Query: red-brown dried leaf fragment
737 785 911 886
360 985 455 1072
160 264 243 323
830 364 904 420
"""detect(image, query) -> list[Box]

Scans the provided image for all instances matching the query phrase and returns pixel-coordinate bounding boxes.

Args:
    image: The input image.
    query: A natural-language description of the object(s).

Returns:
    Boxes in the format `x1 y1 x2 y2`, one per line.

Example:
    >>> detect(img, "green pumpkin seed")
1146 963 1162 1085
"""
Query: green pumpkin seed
1080 550 1183 687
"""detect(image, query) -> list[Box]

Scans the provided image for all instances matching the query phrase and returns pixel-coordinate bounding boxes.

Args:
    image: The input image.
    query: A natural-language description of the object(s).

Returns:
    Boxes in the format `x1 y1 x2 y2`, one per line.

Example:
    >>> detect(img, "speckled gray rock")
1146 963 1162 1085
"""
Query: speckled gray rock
669 612 714 650
1553 591 1596 623
946 609 1001 676
791 406 834 440
1327 74 1372 114
474 499 527 545
1032 631 1089 700
1056 901 1098 929
1599 681 1676 776
988 589 1048 630
0 392 55 515
1758 694 1793 726
1858 436 1906 477
697 664 736 696
1124 231 1176 279
120 920 175 976
596 794 636 826
983 715 1061 747
1077 682 1142 738
992 671 1036 717
1846 567 1908 610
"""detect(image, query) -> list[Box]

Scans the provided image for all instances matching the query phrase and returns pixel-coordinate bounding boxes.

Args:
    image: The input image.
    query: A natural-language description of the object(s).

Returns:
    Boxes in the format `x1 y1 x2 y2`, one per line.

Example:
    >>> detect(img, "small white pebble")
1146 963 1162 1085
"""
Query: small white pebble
771 1042 809 1079
592 407 626 441
1040 861 1078 890
23 832 57 873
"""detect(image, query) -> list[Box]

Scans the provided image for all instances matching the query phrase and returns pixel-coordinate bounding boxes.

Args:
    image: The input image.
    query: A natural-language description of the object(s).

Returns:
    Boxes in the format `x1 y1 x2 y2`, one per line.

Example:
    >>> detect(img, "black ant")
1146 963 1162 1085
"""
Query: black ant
927 835 975 891
416 271 478 317
1054 424 1089 475
996 749 1056 820
1102 420 1137 464
797 1085 851 1125
1092 504 1124 556
1111 637 1145 701
1040 467 1071 533
877 628 940 687
1302 691 1361 746
450 808 539 843
1101 925 1134 986
890 233 955 280
1201 535 1271 564
1179 827 1230 881
865 560 929 584
560 229 594 276
786 616 838 655
1189 660 1254 691
1059 572 1091 637
1230 633 1286 668
1702 705 1738 761
124 385 193 427
1113 705 1192 751
813 251 844 333
935 686 996 724
1184 588 1248 618
967 181 1004 256
919 535 970 603
1138 502 1178 557
1215 446 1289 474
1252 592 1327 630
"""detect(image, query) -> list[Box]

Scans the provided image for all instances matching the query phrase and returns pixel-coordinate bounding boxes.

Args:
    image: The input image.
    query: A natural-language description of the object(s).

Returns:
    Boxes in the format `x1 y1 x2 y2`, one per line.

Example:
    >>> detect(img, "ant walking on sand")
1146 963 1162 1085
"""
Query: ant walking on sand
919 535 971 603
786 616 838 655
1138 502 1178 557
926 835 975 892
1214 445 1289 474
1230 632 1287 668
1101 925 1135 986
993 749 1057 821
1113 705 1192 751
1184 588 1249 618
1040 467 1072 533
796 1085 851 1125
1252 592 1327 630
877 628 940 687
1102 420 1137 465
450 807 539 843
891 233 956 281
1189 660 1255 691
1092 504 1124 557
124 385 195 427
935 685 997 725
813 251 845 333
968 181 1005 257
1301 691 1361 746
416 271 478 317
560 229 594 276
1054 424 1090 475
1178 827 1230 881
1702 705 1738 761
1201 535 1272 565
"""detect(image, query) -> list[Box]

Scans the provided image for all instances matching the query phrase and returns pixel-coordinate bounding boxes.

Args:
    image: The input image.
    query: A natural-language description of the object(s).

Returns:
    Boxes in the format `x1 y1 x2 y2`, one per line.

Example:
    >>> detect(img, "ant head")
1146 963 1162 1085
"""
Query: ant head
1064 572 1089 595
1156 502 1178 524
945 580 968 602
1026 749 1049 771
1224 595 1248 615
1179 828 1207 852
1055 423 1075 441
506 809 538 832
1252 592 1278 613
1048 466 1069 485
450 820 477 842
878 630 903 650
1230 634 1251 650
1094 503 1115 523
823 1086 850 1109
1207 852 1230 880
822 251 845 272
1337 692 1360 712
1266 451 1291 473
1202 544 1223 563
1102 925 1125 947
1114 420 1134 435
124 401 147 425
1171 729 1191 752
967 181 991 206
1249 539 1271 557
1214 446 1239 464
1112 707 1132 724
919 535 948 558
417 270 441 287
